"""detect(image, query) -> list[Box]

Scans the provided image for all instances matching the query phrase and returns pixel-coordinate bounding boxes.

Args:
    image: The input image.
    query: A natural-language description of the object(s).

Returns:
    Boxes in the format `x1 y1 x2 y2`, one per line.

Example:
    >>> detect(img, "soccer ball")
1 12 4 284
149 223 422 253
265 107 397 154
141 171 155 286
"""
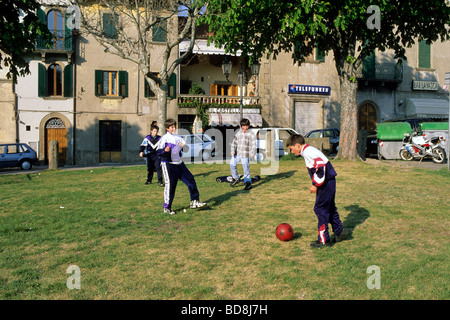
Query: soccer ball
275 223 294 241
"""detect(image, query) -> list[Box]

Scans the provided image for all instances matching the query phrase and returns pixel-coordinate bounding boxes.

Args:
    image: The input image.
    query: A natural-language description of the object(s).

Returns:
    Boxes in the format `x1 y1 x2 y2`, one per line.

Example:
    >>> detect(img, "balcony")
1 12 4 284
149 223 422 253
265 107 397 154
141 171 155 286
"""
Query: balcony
178 94 263 127
35 30 74 62
356 61 403 89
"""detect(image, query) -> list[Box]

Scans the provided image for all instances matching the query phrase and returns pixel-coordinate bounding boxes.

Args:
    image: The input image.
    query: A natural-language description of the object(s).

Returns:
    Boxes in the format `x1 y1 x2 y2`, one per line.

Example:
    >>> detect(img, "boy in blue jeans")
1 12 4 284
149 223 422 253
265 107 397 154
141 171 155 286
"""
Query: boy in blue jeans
230 118 257 190
157 118 207 215
287 134 347 248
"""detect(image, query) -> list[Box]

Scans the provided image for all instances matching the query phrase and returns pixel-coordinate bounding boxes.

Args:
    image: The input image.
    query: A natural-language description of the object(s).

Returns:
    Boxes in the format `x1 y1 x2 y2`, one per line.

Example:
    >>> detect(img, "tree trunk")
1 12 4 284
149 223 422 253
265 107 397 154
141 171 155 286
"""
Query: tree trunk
157 84 168 133
337 72 358 160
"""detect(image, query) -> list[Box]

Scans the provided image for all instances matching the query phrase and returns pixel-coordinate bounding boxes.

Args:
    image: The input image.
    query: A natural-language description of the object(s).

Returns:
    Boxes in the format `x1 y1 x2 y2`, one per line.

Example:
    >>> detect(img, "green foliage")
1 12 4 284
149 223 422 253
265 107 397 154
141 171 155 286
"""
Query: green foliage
188 83 206 95
0 0 52 81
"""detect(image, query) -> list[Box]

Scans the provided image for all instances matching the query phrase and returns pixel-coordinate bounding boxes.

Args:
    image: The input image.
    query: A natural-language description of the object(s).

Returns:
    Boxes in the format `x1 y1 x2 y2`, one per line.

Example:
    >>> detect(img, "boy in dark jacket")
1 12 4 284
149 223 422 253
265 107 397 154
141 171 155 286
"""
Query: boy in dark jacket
139 124 163 186
287 134 347 248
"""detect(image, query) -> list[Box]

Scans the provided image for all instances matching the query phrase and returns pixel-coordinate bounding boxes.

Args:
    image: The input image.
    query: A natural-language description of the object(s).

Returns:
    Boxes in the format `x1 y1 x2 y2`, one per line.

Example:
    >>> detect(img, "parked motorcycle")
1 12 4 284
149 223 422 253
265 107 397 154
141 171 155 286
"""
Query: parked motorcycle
399 132 447 164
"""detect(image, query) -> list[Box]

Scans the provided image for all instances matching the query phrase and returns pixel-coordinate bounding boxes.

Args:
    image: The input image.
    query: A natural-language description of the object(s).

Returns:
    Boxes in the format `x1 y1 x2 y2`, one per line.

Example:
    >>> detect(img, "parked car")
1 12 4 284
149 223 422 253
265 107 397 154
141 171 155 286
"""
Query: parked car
179 134 216 161
305 128 340 153
0 143 38 170
249 127 299 161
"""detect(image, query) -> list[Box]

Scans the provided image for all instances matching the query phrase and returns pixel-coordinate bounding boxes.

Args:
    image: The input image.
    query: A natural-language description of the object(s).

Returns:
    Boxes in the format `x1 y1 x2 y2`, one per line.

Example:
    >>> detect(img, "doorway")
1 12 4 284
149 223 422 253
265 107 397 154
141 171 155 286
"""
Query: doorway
45 117 66 164
358 102 377 134
99 120 122 163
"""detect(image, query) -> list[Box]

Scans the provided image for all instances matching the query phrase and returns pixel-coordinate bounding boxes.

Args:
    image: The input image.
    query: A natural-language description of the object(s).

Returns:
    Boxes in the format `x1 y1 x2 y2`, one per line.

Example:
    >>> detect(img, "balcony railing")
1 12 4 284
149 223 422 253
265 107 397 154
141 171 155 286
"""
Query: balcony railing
36 30 73 52
178 95 261 109
356 62 403 82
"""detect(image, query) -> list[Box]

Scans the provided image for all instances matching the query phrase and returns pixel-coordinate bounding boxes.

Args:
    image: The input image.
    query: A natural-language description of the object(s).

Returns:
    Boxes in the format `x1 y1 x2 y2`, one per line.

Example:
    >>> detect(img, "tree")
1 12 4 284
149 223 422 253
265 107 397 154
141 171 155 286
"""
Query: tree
0 0 52 81
74 0 208 128
204 0 450 160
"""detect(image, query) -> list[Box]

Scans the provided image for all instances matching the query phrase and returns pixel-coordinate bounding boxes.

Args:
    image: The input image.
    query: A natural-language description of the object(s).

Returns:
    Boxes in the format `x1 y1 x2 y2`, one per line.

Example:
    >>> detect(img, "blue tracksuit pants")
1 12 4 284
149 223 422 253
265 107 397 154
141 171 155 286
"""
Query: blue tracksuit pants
314 178 343 243
161 162 199 209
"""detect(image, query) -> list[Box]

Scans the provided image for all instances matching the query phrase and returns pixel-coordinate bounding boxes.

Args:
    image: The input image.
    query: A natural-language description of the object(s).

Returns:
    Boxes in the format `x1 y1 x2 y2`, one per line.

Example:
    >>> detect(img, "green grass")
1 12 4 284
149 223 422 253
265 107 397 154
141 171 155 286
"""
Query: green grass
0 159 449 299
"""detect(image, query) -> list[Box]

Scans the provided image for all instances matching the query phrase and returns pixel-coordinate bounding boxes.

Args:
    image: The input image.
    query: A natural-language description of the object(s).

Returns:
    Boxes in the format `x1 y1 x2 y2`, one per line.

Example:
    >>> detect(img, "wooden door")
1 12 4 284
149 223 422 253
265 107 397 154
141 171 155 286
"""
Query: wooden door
46 118 66 164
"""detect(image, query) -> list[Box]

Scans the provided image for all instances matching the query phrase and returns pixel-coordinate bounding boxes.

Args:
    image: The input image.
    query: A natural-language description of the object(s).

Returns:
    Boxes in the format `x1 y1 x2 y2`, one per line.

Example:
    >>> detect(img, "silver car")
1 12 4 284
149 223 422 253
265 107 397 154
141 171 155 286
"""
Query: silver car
0 143 38 170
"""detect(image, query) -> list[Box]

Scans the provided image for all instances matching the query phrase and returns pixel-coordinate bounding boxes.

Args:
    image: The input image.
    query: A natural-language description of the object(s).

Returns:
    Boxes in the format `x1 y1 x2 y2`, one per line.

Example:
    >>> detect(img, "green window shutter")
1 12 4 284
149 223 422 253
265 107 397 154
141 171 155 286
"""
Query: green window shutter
63 64 73 98
418 40 431 69
315 47 325 62
292 40 303 61
152 18 167 42
168 73 176 98
362 51 376 79
103 13 118 39
119 71 128 97
95 70 103 96
38 63 47 97
36 8 47 49
64 12 73 50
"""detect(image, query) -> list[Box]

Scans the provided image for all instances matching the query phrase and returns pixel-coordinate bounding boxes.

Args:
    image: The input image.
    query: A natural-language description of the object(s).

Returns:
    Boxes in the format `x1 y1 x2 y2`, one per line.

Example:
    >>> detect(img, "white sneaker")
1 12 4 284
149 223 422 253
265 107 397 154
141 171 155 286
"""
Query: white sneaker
163 208 176 215
190 200 207 209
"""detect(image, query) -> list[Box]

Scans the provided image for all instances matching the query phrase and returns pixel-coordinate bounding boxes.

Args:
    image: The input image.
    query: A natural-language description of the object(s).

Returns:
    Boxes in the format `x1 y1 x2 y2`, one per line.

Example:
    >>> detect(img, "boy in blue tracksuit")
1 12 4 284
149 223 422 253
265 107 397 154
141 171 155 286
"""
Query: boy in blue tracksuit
157 118 207 215
139 124 163 186
287 134 347 248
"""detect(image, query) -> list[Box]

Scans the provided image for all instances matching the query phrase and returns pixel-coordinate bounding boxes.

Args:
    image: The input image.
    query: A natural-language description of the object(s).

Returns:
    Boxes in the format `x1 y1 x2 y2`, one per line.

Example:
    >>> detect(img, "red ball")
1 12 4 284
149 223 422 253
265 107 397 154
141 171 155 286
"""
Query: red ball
275 223 294 241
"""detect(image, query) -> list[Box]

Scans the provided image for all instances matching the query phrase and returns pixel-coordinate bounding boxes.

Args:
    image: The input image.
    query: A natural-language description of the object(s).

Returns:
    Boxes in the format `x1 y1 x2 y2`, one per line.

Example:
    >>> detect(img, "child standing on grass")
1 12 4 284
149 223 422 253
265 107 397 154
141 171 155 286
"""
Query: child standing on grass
230 118 257 190
286 134 347 248
157 118 207 215
139 124 164 186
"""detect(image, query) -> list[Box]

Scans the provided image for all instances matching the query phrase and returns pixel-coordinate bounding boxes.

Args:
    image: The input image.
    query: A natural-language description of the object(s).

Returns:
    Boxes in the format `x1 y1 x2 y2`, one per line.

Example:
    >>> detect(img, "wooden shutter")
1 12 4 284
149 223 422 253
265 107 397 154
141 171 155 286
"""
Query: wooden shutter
103 13 118 39
152 18 167 42
119 71 128 97
316 47 325 62
230 85 238 96
63 64 73 97
210 84 217 95
38 63 47 97
64 12 73 50
95 70 103 96
418 41 431 69
168 73 176 98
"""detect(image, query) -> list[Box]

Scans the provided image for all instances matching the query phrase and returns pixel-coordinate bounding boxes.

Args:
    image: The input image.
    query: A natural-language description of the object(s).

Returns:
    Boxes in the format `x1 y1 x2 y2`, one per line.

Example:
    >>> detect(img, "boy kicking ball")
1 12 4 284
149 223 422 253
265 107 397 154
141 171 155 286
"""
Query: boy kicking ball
286 134 347 248
157 118 207 215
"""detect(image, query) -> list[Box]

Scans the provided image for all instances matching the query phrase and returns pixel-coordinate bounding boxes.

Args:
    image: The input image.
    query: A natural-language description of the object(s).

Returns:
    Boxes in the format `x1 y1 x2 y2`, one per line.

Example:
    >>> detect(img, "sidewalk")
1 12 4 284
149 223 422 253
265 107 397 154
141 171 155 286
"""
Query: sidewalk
365 158 447 170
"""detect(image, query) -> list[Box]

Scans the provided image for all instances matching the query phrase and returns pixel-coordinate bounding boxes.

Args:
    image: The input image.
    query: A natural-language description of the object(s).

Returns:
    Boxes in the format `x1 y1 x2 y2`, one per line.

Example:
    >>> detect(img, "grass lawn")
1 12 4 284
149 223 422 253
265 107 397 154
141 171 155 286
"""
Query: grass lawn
0 158 449 300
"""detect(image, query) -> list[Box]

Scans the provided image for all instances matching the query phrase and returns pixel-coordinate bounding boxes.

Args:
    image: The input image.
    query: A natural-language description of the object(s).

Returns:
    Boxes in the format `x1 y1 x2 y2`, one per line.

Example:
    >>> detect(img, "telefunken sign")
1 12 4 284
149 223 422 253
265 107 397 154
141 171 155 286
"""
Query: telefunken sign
288 84 331 95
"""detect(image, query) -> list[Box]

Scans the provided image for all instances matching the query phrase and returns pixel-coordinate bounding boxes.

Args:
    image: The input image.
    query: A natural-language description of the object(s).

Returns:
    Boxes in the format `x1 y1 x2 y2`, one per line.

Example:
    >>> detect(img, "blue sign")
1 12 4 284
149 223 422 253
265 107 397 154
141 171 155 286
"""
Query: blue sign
288 84 331 95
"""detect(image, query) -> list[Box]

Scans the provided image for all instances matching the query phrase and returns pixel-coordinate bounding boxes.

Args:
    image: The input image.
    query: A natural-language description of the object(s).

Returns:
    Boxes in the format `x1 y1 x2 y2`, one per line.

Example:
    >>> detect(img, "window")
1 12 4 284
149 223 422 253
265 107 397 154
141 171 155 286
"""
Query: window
38 63 73 98
47 10 64 49
103 13 118 39
95 70 128 97
103 71 118 96
293 41 325 62
152 18 167 42
145 73 176 98
418 40 431 69
48 63 62 96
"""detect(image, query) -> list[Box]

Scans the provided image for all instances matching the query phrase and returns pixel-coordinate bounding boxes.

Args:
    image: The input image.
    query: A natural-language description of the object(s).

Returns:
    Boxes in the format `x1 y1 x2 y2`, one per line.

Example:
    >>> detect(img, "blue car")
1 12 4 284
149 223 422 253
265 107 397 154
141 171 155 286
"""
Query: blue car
0 143 38 170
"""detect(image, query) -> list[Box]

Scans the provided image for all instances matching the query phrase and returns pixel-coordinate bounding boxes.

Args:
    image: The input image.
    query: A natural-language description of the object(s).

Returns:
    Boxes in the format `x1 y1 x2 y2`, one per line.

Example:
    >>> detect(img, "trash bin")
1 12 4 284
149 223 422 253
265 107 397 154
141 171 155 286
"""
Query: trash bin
377 122 412 160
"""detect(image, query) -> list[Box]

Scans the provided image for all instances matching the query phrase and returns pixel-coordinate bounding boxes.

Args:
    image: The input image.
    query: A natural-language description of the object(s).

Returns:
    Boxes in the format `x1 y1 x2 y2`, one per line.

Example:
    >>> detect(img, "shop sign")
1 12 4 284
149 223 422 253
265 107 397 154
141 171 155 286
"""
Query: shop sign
412 80 438 91
288 84 331 95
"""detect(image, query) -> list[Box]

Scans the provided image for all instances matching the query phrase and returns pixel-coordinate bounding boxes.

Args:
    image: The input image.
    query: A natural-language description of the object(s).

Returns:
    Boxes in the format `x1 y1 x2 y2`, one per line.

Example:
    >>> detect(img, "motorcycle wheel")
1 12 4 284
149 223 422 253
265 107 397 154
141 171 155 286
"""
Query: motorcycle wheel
399 148 414 161
431 147 446 164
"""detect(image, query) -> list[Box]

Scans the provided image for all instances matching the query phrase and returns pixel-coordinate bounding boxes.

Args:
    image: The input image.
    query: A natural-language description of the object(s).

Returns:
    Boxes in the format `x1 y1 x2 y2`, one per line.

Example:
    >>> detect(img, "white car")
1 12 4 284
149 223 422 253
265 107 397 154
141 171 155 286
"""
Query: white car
248 127 299 161
180 134 216 161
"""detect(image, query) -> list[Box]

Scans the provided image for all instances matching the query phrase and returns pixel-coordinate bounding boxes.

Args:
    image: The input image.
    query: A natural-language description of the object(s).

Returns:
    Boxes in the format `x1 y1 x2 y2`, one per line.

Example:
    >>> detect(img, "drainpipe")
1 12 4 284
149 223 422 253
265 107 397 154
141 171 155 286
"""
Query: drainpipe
72 30 77 166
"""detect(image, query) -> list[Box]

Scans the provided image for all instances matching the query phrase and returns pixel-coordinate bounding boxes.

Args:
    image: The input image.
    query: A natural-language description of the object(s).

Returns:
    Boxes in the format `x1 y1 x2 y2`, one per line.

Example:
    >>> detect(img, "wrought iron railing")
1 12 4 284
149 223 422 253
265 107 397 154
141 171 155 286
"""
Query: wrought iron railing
36 30 73 51
356 62 403 81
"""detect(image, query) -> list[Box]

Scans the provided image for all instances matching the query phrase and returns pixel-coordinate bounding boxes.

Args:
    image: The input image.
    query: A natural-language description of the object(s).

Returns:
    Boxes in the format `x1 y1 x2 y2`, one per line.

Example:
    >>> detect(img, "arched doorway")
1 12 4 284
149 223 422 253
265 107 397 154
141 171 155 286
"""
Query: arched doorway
358 102 377 134
45 117 67 164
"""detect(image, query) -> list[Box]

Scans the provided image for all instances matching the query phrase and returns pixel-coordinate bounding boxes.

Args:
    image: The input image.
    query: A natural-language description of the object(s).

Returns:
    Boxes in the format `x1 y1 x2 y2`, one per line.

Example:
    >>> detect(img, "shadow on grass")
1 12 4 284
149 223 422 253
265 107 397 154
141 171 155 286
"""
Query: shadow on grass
203 171 297 209
341 205 370 241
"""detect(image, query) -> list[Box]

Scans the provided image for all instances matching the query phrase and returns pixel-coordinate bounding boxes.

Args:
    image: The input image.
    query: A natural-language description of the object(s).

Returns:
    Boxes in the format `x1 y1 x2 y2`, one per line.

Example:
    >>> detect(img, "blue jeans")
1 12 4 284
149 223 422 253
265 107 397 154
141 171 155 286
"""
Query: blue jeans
230 155 251 183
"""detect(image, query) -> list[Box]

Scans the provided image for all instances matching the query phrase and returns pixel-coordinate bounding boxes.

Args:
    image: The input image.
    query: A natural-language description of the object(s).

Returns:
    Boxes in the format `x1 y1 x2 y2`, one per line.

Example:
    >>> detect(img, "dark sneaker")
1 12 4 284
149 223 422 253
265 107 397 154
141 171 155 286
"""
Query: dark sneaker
230 178 240 187
310 240 332 248
159 182 164 187
144 181 151 185
335 229 348 242
244 182 252 190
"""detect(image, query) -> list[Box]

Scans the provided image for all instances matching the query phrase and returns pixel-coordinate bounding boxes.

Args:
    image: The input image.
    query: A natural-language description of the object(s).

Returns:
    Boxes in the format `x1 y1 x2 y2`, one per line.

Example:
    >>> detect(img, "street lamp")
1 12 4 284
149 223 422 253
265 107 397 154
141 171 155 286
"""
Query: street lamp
221 56 261 120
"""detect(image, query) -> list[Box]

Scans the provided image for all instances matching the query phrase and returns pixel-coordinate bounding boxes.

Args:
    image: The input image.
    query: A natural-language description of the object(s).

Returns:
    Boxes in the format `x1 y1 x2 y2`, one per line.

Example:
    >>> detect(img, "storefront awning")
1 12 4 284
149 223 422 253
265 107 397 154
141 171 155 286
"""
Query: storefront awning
405 98 449 119
209 113 263 127
179 40 242 56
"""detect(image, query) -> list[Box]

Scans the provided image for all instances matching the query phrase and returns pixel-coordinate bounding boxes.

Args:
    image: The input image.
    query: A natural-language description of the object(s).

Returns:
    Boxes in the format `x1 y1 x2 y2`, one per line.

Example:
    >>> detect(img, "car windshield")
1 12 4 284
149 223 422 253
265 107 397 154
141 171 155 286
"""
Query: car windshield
307 131 321 138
